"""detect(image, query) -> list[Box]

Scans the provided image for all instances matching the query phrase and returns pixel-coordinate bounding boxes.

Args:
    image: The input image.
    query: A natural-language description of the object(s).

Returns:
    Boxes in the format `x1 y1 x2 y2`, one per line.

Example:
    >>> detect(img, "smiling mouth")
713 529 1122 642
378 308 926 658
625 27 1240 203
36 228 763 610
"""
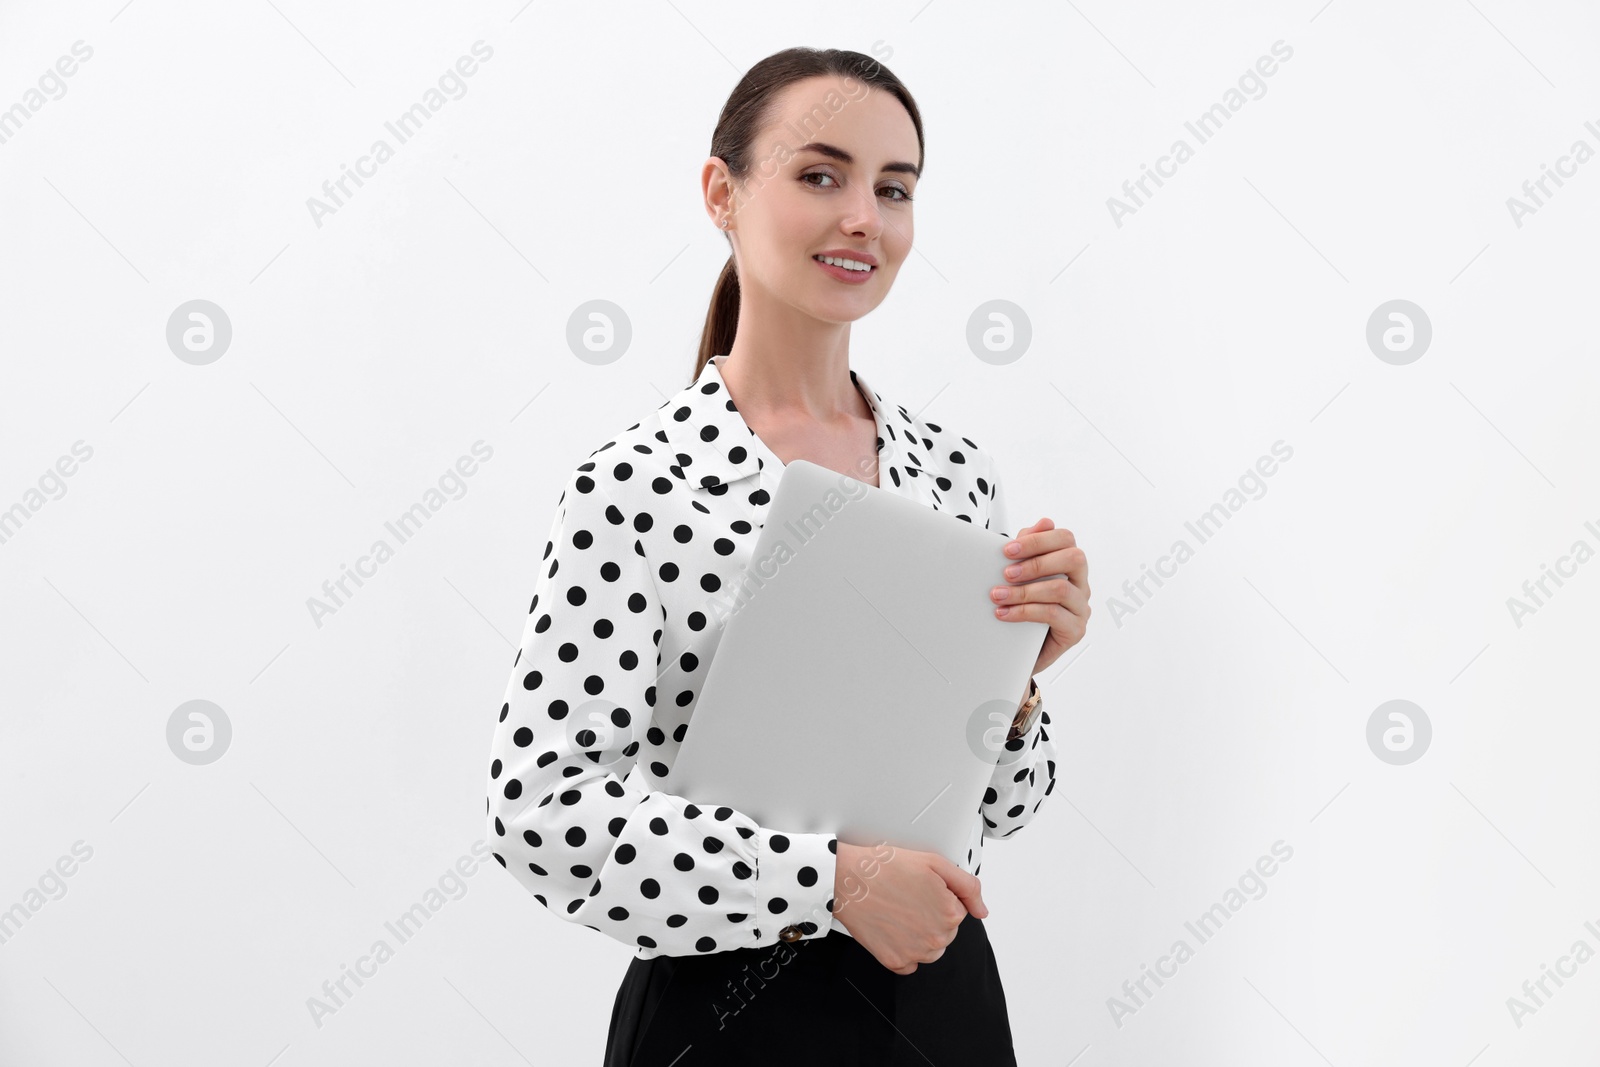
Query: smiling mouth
812 255 875 273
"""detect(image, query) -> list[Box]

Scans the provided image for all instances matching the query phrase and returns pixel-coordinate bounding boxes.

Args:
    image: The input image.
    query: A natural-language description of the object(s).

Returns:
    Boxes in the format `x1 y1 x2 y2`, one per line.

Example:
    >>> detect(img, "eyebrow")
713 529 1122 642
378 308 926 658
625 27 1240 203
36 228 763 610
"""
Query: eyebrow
794 141 920 178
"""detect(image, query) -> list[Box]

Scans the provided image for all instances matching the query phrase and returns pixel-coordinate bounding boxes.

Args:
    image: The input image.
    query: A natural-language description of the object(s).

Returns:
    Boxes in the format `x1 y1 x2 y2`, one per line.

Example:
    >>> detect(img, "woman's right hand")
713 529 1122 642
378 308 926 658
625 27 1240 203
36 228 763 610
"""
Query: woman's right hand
830 841 988 975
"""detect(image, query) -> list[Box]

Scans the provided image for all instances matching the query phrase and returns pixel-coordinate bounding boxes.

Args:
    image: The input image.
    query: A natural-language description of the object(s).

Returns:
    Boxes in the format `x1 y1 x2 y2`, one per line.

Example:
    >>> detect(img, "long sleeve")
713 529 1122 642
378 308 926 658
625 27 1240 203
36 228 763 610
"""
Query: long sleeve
978 448 1059 840
485 464 838 956
980 701 1056 839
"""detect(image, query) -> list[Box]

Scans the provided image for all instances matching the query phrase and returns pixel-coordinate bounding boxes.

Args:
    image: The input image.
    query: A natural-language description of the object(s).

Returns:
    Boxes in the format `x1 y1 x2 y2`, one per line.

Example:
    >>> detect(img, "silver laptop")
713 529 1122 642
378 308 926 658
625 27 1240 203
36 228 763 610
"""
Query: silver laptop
669 459 1058 865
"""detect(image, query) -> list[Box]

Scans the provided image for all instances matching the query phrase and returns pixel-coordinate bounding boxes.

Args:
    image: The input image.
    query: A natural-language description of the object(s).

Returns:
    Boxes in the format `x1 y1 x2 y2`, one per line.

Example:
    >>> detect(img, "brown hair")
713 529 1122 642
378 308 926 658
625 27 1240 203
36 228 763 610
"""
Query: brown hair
693 46 924 381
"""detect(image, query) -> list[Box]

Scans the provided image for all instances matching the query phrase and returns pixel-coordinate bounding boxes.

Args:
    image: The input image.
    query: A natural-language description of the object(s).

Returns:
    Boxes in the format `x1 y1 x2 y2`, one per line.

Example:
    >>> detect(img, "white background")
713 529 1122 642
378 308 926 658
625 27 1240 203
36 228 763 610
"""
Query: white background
1 1 1597 1064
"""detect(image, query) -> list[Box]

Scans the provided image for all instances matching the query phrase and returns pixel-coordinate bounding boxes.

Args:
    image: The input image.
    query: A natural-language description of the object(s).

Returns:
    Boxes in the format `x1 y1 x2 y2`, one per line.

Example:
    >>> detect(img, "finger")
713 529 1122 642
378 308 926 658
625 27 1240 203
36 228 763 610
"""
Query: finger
1012 561 1089 605
996 601 1081 631
956 887 988 920
1002 532 1076 581
1001 519 1048 559
1007 537 1079 577
1004 545 1087 591
995 574 1077 609
937 863 988 918
1002 519 1040 554
998 588 1088 620
947 883 985 927
1004 521 1074 561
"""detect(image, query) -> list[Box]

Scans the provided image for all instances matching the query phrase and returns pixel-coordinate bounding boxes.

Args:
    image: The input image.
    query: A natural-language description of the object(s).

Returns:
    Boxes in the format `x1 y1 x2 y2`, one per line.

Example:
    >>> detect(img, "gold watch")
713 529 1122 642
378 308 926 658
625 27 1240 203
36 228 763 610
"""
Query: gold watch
1007 678 1043 742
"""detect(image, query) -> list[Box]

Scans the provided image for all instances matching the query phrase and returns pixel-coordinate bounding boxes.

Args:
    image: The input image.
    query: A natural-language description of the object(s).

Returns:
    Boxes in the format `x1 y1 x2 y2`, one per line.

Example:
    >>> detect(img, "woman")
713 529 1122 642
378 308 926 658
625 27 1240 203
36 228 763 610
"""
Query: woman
484 46 1090 1065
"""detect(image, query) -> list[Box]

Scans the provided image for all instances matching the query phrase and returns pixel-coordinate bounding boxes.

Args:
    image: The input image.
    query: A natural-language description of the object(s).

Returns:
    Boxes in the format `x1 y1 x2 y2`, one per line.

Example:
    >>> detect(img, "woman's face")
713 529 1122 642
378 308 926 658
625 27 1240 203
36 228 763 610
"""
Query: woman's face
708 75 920 324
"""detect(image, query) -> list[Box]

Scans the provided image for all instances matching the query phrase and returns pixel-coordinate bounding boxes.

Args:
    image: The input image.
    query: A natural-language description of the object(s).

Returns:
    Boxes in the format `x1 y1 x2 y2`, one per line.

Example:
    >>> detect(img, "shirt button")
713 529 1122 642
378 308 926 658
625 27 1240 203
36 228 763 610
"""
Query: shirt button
778 925 804 943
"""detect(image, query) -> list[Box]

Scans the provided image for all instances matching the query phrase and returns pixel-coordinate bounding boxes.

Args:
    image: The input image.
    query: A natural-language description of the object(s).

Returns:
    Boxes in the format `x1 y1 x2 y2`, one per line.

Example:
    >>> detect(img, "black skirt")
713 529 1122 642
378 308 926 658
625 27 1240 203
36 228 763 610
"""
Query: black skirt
603 912 1016 1066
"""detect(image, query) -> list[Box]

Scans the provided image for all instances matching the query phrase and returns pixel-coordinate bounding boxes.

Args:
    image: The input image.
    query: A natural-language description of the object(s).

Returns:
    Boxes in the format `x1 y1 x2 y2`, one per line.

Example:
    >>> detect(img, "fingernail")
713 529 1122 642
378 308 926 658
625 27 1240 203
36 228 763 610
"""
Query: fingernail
1004 564 1021 579
1004 541 1020 556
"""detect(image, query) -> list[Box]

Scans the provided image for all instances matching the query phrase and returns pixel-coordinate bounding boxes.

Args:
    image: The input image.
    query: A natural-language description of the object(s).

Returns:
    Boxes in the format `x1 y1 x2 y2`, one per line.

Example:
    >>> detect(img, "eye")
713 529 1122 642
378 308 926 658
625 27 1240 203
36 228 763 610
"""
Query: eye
801 171 914 202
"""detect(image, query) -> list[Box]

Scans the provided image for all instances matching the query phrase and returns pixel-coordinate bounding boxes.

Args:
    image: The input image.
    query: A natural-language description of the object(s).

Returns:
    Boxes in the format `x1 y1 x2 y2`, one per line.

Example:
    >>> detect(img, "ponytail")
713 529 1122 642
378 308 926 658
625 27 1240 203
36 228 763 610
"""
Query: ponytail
694 254 740 382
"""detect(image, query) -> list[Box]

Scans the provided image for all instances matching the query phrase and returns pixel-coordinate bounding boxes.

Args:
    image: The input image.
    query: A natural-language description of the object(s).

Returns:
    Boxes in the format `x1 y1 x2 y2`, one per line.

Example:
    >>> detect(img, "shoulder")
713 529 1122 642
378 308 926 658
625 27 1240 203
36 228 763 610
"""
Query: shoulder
550 402 684 512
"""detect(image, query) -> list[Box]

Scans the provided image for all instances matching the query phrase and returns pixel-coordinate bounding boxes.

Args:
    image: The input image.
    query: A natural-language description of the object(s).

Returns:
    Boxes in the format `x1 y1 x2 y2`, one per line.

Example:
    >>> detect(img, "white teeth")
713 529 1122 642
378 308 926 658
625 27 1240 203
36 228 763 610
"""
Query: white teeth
815 255 872 272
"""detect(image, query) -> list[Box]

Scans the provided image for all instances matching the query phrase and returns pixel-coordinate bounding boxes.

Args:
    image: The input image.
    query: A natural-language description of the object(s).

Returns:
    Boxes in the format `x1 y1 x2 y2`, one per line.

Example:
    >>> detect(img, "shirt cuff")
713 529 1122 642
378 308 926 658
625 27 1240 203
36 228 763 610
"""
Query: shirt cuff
756 828 837 945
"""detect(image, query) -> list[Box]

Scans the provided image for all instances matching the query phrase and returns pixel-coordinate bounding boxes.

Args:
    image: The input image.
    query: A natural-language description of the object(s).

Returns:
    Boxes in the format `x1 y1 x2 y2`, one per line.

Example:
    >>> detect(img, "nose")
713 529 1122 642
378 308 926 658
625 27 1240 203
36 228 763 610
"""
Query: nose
839 190 884 241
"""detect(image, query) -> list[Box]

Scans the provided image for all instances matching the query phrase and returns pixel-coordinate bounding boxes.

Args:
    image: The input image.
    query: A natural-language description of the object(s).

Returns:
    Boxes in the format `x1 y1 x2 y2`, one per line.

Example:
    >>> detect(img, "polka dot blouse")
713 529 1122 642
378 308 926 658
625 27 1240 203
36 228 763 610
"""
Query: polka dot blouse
486 355 1057 959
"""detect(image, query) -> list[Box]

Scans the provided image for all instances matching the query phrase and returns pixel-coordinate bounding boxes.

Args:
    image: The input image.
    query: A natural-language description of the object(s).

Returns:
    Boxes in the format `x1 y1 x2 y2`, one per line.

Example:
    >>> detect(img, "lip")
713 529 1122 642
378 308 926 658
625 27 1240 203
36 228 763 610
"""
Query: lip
813 257 875 285
812 249 878 267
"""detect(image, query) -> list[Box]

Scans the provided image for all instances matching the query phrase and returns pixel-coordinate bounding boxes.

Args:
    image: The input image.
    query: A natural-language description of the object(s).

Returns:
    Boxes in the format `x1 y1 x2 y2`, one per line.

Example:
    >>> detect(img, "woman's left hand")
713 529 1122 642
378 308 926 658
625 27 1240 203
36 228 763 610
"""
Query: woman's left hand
991 518 1090 677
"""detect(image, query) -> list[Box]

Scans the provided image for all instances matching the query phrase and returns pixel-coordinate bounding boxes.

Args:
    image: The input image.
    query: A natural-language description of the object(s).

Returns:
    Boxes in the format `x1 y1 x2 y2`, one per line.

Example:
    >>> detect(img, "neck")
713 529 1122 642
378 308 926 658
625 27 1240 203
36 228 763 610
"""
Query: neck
717 290 863 423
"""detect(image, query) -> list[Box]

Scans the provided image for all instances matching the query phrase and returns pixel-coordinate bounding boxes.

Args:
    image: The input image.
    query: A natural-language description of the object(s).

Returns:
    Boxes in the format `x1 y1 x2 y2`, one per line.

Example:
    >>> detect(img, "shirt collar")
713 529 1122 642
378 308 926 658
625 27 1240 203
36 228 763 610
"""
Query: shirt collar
657 355 938 510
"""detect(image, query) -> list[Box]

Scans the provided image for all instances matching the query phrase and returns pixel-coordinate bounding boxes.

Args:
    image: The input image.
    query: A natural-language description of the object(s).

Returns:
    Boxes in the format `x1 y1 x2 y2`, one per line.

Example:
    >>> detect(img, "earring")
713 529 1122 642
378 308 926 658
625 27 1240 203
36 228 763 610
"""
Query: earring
721 217 730 229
